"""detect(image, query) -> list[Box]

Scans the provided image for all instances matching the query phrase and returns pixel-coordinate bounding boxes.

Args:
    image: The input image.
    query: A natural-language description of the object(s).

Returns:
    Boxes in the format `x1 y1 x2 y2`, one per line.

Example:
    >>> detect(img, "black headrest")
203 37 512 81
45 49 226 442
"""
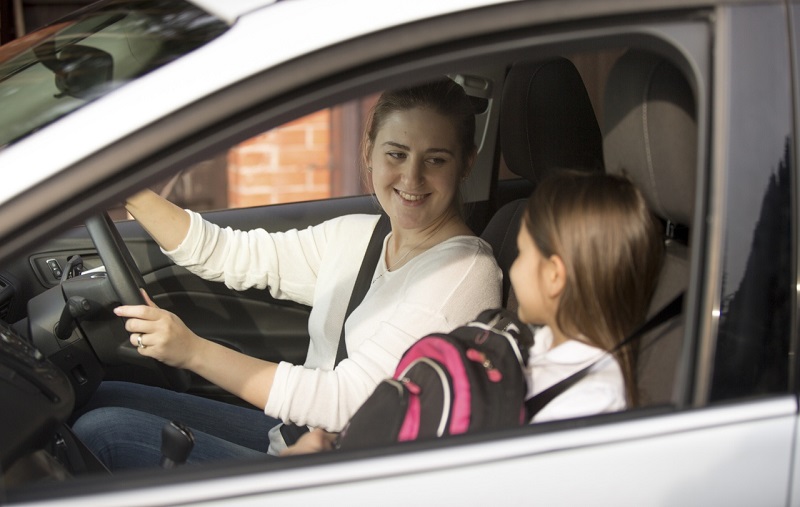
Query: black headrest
603 50 697 227
500 58 604 183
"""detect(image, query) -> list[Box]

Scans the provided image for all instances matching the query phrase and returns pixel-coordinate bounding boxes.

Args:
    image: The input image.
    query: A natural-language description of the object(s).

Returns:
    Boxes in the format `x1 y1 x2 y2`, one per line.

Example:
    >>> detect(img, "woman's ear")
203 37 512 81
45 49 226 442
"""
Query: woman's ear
546 254 567 299
364 140 375 168
361 140 376 193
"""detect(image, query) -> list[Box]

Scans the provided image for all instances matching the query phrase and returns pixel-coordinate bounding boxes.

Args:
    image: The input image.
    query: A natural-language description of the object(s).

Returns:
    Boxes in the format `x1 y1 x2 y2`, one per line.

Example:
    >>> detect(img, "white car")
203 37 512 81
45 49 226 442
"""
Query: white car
0 0 795 505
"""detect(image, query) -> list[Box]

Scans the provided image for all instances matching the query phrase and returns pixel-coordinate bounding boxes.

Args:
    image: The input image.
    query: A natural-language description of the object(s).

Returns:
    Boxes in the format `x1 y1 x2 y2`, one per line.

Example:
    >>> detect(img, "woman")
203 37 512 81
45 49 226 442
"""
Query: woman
72 78 502 469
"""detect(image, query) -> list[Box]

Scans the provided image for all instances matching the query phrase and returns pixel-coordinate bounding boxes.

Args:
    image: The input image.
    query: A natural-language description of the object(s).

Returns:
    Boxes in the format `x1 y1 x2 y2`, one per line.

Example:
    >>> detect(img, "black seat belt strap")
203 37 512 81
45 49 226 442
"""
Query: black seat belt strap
280 213 391 446
335 213 391 365
525 292 684 418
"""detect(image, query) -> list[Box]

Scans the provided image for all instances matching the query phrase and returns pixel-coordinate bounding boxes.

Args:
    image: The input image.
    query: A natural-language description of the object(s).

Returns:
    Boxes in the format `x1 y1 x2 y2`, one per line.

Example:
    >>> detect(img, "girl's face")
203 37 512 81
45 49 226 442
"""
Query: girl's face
369 107 468 232
510 224 559 327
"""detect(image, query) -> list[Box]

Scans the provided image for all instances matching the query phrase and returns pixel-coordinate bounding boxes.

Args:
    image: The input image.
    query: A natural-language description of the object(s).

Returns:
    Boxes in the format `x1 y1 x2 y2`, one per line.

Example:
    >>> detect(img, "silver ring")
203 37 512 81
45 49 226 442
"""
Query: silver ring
135 333 146 349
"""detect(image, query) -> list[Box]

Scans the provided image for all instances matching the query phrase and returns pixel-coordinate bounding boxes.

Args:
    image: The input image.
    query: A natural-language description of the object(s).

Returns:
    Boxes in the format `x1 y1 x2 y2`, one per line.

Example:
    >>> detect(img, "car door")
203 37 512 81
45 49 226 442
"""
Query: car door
173 5 798 502
232 5 799 504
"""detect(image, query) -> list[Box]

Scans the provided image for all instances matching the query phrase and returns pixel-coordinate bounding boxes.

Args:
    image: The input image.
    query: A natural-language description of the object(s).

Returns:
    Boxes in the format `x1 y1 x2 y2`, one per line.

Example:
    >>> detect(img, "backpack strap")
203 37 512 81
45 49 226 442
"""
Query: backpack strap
524 293 684 418
280 213 391 446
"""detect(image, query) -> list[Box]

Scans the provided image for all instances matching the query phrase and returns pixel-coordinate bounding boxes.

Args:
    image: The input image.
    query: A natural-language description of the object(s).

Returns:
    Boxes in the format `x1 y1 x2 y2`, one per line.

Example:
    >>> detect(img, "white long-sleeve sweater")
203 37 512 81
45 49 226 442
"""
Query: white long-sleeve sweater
164 211 501 450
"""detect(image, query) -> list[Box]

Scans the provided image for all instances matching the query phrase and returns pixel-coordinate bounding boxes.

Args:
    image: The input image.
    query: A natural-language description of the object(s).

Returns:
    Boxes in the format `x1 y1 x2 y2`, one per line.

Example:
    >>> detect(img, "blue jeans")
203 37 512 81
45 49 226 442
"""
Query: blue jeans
71 381 281 470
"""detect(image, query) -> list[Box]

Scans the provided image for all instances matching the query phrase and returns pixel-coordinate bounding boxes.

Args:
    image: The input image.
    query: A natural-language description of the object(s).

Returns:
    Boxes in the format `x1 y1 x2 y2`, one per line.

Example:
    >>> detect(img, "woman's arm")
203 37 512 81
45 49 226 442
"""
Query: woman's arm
125 189 191 252
115 291 277 409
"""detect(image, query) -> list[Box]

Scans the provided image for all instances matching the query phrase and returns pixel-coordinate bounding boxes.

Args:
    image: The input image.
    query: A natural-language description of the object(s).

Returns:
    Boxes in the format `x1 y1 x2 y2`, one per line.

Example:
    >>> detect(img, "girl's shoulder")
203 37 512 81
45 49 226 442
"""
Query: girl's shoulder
528 328 627 422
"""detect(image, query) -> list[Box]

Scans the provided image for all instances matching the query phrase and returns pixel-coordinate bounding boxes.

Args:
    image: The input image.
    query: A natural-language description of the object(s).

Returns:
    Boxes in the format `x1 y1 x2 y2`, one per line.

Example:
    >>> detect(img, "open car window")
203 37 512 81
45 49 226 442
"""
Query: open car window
133 96 379 215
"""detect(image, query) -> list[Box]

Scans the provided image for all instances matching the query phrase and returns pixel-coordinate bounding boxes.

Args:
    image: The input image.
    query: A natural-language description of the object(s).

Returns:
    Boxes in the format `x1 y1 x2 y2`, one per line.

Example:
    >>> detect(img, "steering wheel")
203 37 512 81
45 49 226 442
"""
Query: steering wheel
85 213 191 392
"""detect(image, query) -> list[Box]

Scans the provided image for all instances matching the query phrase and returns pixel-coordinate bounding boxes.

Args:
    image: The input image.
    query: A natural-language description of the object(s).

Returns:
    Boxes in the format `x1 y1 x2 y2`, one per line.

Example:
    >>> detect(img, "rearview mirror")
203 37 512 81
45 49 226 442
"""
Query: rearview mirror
34 41 113 100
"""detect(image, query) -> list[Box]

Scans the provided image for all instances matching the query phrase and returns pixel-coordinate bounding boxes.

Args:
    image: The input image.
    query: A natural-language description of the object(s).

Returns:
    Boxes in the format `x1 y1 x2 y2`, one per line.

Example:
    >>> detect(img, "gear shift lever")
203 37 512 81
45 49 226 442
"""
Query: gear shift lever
160 420 195 468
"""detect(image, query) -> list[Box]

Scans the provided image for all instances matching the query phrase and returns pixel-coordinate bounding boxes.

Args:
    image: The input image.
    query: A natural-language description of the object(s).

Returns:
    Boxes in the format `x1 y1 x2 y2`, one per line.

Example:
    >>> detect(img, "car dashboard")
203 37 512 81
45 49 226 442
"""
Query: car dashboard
0 318 75 485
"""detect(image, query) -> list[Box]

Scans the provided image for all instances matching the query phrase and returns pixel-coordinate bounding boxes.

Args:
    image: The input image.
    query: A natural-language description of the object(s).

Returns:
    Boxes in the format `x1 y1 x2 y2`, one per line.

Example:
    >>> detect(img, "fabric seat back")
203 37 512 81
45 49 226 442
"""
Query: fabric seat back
602 49 697 406
481 57 603 308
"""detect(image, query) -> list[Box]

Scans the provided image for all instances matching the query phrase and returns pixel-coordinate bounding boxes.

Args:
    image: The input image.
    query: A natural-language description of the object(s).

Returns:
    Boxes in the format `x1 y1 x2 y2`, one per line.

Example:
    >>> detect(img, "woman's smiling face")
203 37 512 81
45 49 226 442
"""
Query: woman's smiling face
369 107 468 232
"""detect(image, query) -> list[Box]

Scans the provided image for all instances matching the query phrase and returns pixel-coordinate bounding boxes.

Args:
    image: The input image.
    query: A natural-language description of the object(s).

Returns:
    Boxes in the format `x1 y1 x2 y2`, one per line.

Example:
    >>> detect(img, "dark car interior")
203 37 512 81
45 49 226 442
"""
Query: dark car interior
0 24 702 495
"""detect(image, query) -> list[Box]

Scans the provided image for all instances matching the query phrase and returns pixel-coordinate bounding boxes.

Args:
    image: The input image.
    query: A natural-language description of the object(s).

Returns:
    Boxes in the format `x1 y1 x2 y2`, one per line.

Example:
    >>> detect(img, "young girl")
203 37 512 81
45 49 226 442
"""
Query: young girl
282 170 664 455
511 170 664 421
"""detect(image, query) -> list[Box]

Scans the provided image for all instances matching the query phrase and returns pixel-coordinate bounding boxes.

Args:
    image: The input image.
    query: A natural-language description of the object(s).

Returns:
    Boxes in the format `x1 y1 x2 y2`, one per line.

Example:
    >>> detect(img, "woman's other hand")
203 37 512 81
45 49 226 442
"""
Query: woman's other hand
280 429 338 456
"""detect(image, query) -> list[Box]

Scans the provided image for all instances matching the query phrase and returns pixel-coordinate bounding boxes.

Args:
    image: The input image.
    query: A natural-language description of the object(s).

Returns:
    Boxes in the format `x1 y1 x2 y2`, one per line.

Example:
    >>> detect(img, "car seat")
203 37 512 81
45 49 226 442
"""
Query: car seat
602 49 697 406
481 57 604 308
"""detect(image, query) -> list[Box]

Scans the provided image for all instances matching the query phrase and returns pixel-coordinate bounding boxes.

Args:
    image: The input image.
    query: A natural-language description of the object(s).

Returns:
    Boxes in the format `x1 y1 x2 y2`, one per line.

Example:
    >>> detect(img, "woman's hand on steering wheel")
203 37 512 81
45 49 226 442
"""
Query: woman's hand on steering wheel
114 289 201 370
85 212 192 391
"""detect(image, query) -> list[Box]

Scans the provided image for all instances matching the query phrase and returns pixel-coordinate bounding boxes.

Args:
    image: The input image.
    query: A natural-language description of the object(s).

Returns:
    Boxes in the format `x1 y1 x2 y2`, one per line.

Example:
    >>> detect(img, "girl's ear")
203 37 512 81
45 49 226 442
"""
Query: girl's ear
546 254 567 299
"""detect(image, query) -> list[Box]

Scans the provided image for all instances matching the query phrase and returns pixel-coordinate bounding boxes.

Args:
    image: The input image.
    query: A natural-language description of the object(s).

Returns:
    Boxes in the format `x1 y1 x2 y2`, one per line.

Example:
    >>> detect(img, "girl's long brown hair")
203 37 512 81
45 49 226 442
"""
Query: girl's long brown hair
524 170 664 405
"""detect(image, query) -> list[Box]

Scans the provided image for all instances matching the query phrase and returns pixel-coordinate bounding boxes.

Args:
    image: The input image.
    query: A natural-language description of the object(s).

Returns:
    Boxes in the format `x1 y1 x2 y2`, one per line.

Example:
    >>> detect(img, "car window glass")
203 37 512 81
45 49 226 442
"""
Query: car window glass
0 0 228 149
710 5 793 401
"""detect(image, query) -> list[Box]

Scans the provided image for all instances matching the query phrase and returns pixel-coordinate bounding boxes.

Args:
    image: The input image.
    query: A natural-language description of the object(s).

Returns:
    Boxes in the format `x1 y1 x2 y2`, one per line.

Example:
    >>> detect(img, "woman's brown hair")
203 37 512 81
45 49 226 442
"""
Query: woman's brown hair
524 170 664 405
363 78 476 168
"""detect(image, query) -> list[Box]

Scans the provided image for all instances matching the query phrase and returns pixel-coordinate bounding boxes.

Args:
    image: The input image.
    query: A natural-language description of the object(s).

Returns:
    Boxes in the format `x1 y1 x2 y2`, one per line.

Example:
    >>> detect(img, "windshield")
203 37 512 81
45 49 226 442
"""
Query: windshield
0 0 228 149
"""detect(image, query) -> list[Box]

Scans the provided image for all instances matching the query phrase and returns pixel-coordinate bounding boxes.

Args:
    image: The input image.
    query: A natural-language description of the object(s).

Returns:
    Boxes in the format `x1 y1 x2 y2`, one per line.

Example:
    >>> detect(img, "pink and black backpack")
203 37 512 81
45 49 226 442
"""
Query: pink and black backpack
335 309 533 450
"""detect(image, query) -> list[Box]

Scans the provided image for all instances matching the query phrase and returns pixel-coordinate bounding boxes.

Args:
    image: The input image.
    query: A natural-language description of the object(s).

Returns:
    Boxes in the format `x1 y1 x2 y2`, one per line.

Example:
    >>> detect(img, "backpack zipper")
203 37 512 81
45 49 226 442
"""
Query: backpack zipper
466 321 526 365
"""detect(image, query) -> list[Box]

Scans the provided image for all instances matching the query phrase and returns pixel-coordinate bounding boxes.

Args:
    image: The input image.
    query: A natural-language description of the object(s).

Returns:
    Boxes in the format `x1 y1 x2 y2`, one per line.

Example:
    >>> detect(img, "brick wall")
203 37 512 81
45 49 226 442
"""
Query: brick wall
227 110 332 207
